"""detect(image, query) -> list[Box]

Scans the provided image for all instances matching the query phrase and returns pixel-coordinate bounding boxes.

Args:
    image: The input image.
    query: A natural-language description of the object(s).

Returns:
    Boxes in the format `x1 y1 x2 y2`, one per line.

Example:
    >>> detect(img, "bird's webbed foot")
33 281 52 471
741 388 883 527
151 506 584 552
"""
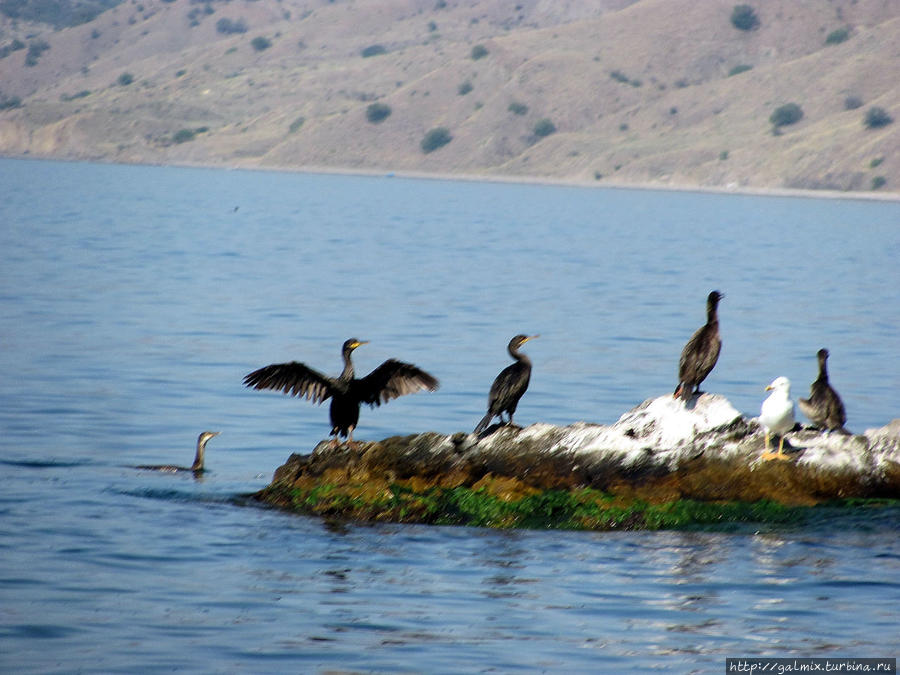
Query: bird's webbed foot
760 436 793 461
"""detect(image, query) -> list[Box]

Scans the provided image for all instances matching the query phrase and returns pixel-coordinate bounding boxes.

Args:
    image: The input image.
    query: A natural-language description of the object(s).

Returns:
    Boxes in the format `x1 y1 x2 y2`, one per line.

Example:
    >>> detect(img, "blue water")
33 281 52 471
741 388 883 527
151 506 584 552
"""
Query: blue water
0 158 898 672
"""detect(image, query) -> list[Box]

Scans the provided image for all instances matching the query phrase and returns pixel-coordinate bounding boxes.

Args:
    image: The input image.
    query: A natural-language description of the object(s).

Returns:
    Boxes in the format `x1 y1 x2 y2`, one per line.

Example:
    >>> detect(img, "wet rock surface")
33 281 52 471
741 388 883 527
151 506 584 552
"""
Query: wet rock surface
254 394 900 528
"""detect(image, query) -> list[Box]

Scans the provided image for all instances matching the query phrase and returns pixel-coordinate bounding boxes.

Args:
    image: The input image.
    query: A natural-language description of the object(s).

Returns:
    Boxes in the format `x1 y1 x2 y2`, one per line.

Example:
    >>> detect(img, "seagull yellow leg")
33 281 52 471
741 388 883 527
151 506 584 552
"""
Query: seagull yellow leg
761 431 775 460
773 435 791 461
761 433 791 461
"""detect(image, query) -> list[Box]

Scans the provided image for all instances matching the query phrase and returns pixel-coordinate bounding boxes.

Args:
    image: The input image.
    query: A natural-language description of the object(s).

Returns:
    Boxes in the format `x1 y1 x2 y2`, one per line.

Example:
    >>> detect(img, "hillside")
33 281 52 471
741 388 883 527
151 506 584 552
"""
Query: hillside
0 0 898 193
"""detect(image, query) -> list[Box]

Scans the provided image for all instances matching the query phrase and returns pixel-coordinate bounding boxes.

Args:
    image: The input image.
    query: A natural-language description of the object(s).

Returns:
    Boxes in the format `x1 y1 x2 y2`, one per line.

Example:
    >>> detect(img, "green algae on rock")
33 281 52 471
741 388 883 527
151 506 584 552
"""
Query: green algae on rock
253 395 900 530
257 480 813 530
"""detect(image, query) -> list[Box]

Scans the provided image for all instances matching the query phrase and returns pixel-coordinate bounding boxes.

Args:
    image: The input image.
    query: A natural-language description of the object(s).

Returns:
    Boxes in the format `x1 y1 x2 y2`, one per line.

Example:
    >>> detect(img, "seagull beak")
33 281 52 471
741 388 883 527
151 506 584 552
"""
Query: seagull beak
765 385 773 391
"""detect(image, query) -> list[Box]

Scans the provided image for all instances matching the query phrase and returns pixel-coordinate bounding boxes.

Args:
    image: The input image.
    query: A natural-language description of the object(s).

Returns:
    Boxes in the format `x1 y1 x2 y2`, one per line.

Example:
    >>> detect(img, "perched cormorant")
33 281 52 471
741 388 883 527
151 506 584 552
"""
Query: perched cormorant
674 290 723 401
760 377 794 461
474 334 538 435
797 348 848 433
243 339 439 445
136 431 219 474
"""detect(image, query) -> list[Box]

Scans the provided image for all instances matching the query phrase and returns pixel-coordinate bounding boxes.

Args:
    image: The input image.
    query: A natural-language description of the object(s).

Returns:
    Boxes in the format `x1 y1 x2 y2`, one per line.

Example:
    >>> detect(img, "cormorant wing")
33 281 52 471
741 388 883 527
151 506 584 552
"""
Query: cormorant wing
243 362 339 404
488 362 528 408
678 326 721 381
796 396 824 429
830 391 847 428
818 381 846 422
355 359 439 407
800 381 847 430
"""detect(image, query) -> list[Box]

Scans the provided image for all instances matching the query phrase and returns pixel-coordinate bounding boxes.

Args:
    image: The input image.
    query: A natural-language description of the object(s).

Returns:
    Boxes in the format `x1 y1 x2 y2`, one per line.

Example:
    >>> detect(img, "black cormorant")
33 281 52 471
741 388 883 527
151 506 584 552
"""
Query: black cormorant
674 290 723 401
136 431 219 473
474 334 538 434
243 339 439 445
797 348 847 432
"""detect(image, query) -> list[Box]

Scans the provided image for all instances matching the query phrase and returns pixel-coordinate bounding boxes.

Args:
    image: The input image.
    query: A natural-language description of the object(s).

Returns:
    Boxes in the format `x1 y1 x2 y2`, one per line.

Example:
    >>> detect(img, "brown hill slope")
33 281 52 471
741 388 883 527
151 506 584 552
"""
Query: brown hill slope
0 0 897 193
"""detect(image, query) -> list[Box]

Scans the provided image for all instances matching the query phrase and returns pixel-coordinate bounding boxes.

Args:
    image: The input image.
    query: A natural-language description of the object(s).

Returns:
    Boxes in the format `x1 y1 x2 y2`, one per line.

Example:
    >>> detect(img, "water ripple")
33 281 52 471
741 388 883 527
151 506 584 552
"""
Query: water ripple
1 161 899 672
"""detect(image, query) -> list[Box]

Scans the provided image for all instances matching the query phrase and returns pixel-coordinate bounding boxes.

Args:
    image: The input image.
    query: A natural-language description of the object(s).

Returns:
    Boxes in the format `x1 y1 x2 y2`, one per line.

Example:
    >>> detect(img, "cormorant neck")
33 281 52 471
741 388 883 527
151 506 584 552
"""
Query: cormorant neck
818 354 829 382
191 442 205 472
706 302 719 324
341 349 355 381
509 344 531 365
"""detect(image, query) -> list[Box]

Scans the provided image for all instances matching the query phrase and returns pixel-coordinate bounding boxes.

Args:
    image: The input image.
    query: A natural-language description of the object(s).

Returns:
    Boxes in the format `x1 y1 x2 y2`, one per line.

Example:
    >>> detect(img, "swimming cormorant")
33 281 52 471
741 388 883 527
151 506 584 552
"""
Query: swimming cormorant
760 377 794 461
136 431 219 473
797 348 848 433
474 334 538 435
243 339 439 445
674 290 723 401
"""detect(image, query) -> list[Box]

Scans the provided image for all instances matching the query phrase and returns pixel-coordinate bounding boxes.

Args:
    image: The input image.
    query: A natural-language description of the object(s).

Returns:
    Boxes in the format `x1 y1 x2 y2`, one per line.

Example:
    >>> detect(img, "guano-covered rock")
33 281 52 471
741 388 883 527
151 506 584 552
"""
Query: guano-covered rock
253 395 900 530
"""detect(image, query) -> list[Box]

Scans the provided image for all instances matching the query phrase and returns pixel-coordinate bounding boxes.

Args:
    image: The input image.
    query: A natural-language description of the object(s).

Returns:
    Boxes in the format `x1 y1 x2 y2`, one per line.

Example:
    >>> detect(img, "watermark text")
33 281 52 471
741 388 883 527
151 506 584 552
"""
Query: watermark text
726 658 896 674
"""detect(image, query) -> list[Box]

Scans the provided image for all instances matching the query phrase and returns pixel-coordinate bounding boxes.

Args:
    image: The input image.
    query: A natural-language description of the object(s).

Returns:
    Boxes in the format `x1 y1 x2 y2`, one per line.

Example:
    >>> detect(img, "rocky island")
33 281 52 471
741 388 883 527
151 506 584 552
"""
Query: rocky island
253 394 900 530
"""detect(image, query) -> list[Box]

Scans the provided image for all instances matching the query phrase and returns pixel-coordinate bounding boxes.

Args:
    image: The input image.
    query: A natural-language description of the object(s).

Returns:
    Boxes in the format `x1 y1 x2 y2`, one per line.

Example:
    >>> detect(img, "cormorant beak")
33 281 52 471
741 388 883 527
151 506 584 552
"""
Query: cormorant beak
351 340 369 349
525 335 540 342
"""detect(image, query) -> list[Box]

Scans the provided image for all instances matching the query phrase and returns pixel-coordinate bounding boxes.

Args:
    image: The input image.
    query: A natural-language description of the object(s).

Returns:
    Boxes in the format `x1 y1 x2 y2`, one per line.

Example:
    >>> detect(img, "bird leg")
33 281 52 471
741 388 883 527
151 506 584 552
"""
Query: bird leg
761 433 791 461
772 435 791 461
761 431 773 459
346 427 362 450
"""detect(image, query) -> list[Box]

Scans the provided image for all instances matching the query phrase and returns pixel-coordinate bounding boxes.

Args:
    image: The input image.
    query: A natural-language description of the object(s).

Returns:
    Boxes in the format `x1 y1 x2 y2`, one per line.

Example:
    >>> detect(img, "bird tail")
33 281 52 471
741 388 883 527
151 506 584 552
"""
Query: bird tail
473 413 493 435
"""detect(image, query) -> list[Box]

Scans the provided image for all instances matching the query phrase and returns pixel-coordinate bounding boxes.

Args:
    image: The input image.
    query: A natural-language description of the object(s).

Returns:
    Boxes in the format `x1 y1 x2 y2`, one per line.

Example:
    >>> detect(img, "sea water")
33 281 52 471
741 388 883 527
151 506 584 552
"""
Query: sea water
0 159 897 672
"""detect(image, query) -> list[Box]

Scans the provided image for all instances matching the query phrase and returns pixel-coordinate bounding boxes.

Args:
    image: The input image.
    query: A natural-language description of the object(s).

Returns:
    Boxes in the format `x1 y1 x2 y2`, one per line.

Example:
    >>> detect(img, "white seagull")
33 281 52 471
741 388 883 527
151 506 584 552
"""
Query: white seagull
760 376 795 461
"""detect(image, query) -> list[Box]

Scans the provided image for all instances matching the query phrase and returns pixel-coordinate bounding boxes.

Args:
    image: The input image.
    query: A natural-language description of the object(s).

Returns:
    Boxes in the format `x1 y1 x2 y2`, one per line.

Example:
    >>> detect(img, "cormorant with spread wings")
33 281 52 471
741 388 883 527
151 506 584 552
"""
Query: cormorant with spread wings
244 339 439 445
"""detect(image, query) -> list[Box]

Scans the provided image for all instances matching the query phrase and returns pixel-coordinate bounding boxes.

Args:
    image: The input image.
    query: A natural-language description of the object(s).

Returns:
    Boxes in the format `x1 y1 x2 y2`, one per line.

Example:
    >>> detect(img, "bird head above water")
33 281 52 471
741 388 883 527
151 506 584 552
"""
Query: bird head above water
707 290 724 309
198 430 220 445
193 430 220 472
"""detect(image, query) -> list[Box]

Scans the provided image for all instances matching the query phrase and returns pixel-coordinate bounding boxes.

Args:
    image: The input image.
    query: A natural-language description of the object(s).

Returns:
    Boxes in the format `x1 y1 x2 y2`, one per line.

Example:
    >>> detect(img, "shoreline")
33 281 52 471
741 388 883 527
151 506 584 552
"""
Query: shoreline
4 152 900 203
